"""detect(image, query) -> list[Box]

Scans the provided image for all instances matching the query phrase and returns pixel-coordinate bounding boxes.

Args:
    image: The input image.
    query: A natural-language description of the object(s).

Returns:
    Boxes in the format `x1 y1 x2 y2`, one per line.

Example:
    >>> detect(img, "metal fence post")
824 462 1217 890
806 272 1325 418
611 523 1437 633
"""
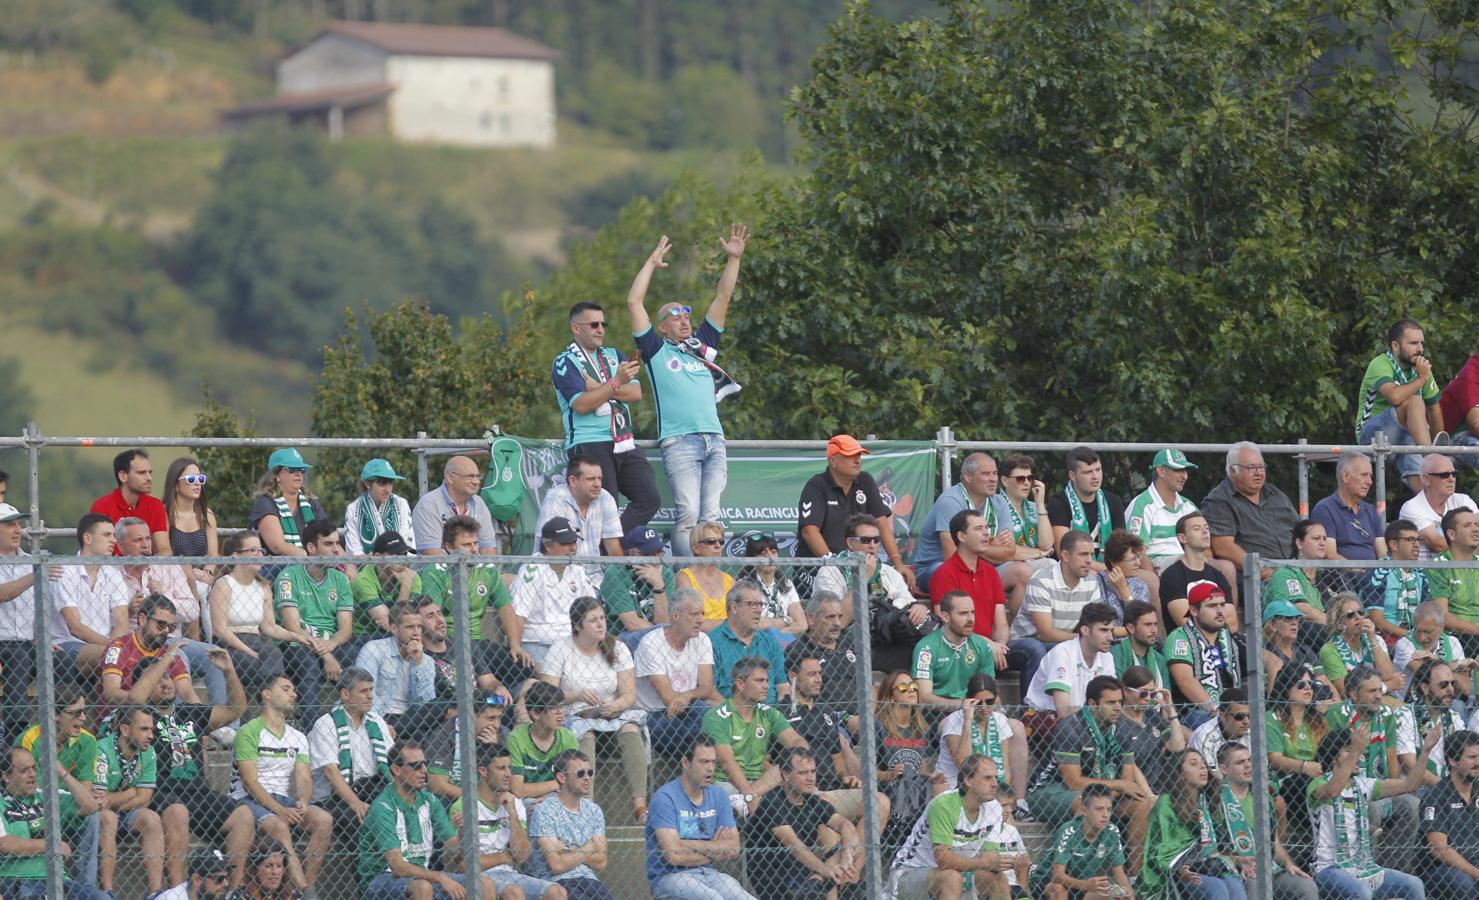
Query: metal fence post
1296 437 1309 516
453 555 481 892
1245 552 1273 900
416 431 431 499
1373 432 1389 519
849 556 883 894
936 426 955 491
24 422 41 553
31 554 63 896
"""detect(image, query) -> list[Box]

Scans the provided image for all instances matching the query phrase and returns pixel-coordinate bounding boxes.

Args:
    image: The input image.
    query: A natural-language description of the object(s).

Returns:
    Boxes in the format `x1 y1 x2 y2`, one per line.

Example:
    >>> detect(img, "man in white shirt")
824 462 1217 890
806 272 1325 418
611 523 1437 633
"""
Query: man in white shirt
55 512 131 680
1024 602 1119 715
535 455 623 579
509 517 599 668
0 503 39 744
635 588 723 755
1399 454 1477 559
1008 530 1099 690
1188 687 1250 770
307 666 394 827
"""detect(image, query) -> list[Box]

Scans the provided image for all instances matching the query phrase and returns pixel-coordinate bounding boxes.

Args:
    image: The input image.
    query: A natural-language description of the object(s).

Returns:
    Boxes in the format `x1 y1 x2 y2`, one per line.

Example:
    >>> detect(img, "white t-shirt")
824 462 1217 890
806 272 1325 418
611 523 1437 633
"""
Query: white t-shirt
541 637 634 708
54 560 129 643
231 717 310 800
634 628 714 711
1023 640 1116 712
1391 633 1466 700
813 559 912 608
1189 718 1250 771
151 884 190 900
307 709 394 802
0 551 36 642
510 561 598 645
1398 492 1478 560
892 793 1000 872
1399 704 1465 776
450 795 527 872
935 708 1013 781
1309 774 1382 880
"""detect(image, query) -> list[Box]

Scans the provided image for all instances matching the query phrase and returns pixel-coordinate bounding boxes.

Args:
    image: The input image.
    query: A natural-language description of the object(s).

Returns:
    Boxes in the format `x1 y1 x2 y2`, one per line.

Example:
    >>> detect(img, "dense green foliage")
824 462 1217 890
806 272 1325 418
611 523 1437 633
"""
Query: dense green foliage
699 0 1479 445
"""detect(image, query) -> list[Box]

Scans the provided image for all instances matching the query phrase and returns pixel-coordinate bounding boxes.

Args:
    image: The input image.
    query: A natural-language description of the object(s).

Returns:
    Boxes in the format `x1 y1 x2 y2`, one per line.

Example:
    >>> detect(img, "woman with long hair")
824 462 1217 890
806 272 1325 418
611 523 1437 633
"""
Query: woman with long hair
247 448 326 559
538 594 648 822
1265 519 1332 632
735 532 805 642
1319 592 1400 697
934 674 1028 812
678 520 734 630
207 530 292 686
162 456 218 603
874 670 939 850
238 838 302 899
342 458 415 557
1140 749 1245 899
1267 661 1328 848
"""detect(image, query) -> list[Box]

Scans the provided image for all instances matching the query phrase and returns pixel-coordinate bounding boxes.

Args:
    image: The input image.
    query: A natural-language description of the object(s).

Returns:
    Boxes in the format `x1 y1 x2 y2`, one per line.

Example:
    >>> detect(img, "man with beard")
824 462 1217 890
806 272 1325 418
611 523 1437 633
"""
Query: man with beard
1421 729 1479 899
100 594 200 718
1165 582 1243 729
1356 318 1446 494
645 735 749 900
96 706 163 894
152 847 235 900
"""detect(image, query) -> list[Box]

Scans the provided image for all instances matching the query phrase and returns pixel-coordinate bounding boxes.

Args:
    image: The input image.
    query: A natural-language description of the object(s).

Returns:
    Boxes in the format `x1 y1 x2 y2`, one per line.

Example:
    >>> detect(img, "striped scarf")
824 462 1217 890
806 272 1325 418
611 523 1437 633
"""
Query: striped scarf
354 493 400 548
274 493 317 548
331 706 389 784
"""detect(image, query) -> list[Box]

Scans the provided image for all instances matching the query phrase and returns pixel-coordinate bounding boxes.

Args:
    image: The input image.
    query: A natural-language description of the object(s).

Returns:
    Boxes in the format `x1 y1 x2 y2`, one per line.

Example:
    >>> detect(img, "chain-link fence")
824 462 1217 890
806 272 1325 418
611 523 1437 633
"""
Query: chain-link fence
17 537 1479 899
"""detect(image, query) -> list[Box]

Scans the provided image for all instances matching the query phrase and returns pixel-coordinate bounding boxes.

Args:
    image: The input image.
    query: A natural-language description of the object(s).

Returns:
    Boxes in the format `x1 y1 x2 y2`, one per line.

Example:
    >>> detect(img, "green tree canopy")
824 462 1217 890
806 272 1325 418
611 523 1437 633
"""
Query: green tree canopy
715 0 1479 445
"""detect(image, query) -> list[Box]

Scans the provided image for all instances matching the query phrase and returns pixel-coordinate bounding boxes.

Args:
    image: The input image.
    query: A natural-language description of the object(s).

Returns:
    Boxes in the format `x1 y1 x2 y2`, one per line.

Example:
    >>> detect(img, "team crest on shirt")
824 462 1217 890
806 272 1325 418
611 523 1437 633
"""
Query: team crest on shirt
278 580 292 599
845 648 856 662
855 490 866 505
917 649 933 668
964 648 977 665
104 646 121 665
667 358 682 372
476 583 489 597
1173 639 1190 656
328 590 339 602
754 725 766 739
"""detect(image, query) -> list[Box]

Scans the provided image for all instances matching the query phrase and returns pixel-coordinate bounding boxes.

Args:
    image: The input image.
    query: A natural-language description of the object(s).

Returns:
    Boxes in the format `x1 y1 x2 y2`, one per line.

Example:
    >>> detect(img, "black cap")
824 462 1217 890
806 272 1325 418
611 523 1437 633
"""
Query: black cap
540 516 580 545
372 532 411 555
189 847 231 877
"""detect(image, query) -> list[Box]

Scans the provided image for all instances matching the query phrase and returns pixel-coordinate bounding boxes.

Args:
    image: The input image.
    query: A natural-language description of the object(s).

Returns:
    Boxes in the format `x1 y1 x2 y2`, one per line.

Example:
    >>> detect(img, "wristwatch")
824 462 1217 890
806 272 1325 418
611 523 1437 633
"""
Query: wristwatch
742 792 755 804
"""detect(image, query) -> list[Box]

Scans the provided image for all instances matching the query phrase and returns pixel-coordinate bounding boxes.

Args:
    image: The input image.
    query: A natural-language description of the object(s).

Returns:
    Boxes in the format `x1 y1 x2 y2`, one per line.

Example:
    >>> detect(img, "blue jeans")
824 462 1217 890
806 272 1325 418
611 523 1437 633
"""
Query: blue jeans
651 867 757 900
167 636 228 707
1360 407 1423 478
1006 637 1049 691
661 433 727 557
1429 866 1479 900
68 812 100 889
1315 866 1427 900
1455 432 1479 472
0 879 111 899
1180 875 1249 900
487 868 561 900
365 871 479 899
647 701 710 756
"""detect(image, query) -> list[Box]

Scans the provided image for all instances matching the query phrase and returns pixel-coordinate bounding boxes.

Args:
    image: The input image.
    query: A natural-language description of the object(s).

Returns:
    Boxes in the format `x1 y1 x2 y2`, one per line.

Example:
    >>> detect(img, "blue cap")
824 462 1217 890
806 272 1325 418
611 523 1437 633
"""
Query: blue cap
267 448 311 470
1265 600 1304 620
623 526 665 555
359 458 403 481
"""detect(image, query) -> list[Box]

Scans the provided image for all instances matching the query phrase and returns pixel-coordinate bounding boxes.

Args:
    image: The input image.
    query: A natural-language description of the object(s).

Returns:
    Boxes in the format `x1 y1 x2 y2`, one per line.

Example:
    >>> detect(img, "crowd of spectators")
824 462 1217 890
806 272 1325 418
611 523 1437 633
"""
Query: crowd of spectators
2 275 1479 900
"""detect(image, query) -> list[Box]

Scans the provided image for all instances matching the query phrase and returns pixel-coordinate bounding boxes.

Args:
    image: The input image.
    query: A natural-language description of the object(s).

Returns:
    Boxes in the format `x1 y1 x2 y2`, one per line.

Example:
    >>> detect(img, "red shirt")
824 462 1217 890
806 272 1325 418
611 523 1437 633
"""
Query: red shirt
99 633 189 709
929 550 1006 640
1441 355 1479 434
90 488 168 535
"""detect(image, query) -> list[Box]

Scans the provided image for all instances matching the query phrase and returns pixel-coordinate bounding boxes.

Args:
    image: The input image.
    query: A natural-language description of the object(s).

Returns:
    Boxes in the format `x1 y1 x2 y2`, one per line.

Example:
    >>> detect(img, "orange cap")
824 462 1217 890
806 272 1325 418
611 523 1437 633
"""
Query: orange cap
827 435 870 457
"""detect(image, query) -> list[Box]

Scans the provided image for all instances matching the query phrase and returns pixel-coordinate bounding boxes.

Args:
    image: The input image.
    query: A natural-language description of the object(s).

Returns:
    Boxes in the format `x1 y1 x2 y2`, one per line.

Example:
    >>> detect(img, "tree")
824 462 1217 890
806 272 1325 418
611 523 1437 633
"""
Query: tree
187 384 262 527
718 0 1479 448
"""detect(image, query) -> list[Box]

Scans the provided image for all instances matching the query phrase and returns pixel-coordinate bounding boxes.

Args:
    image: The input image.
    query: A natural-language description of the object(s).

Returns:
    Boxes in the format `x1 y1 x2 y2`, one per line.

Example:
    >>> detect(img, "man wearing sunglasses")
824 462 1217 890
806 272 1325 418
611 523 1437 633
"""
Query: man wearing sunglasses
100 594 200 720
1188 687 1250 772
1409 659 1465 783
152 846 234 900
554 301 660 534
628 227 749 557
13 687 105 891
359 739 492 900
1398 454 1476 560
528 749 615 900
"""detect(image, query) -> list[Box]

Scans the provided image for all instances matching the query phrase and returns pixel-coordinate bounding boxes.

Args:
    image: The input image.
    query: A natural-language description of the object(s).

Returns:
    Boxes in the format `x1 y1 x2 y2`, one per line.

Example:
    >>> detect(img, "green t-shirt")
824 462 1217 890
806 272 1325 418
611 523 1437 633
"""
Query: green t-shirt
97 733 157 793
349 566 423 636
419 562 511 640
1356 351 1439 438
911 631 996 699
1318 633 1377 686
357 784 456 887
1430 552 1479 624
505 725 579 786
0 791 79 880
1266 711 1316 762
274 565 354 639
601 564 676 634
1265 565 1325 613
1030 819 1126 890
15 726 96 784
701 699 793 782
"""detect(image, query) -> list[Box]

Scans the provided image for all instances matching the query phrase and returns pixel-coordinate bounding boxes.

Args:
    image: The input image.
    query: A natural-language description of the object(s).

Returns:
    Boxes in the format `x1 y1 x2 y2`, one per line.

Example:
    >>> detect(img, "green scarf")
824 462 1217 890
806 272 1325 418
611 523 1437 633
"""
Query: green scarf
331 705 389 784
1065 486 1113 559
968 711 1005 774
274 492 316 548
355 493 400 548
1331 632 1374 672
569 342 635 452
1217 785 1260 861
1007 498 1039 547
1082 707 1123 780
1386 349 1421 387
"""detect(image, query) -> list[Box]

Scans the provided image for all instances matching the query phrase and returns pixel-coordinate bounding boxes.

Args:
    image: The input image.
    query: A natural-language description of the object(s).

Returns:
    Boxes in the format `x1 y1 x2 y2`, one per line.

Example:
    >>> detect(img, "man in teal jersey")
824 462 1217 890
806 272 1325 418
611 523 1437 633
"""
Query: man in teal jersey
627 226 749 556
552 301 660 533
273 519 355 727
1356 318 1445 493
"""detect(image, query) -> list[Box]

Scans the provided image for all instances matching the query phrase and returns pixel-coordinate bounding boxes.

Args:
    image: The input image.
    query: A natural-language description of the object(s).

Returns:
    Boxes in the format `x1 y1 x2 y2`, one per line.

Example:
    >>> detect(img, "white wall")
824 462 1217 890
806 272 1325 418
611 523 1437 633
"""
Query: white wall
278 34 388 93
386 55 555 148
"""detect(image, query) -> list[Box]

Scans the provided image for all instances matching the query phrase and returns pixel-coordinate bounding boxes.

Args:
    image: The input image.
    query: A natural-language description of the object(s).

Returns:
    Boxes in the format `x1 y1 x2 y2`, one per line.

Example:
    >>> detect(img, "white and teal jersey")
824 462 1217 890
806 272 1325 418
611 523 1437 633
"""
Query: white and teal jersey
552 344 632 449
231 717 309 799
449 795 526 873
1125 487 1198 560
1308 774 1382 882
892 791 996 871
635 321 725 440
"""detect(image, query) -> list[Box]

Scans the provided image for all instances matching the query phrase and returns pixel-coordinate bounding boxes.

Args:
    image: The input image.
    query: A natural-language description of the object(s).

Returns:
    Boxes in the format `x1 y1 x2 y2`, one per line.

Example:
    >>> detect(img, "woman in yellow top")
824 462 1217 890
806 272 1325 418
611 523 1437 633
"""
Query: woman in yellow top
677 520 733 629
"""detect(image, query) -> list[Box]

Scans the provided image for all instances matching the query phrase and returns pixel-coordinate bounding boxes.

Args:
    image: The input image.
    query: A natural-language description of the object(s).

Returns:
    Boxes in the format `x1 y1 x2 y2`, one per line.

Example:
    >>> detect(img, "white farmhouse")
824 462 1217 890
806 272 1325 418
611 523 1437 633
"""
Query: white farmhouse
224 20 559 147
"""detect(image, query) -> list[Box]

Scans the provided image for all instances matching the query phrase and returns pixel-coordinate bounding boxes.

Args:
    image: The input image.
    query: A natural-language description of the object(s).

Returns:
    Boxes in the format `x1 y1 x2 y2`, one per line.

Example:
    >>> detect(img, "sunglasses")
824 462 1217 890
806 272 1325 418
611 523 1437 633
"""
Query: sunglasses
893 683 918 693
1343 610 1362 620
205 873 230 885
1010 475 1034 484
1294 680 1314 690
1437 680 1458 690
976 695 997 705
660 305 693 320
568 768 594 779
399 760 429 770
578 321 607 329
1229 712 1249 721
695 538 724 547
58 706 87 718
1430 471 1458 479
849 535 882 544
178 474 208 485
483 695 508 706
149 617 176 633
282 467 308 474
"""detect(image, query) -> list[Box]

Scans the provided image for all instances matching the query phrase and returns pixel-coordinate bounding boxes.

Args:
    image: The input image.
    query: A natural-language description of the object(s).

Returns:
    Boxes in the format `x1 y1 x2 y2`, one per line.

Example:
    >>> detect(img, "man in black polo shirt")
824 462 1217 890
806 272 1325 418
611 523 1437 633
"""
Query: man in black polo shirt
796 434 916 593
783 593 860 718
783 649 888 833
1422 728 1479 897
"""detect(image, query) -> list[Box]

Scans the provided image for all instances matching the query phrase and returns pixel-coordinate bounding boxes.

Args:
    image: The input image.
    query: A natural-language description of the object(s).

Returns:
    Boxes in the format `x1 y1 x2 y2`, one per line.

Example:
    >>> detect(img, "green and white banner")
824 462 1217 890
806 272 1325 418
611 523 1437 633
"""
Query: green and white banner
497 437 938 557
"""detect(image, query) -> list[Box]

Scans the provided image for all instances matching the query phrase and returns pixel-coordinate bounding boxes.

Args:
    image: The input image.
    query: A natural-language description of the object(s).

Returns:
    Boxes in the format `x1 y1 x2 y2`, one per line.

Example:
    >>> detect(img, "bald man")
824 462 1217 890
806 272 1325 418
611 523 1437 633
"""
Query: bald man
411 456 500 555
627 226 750 556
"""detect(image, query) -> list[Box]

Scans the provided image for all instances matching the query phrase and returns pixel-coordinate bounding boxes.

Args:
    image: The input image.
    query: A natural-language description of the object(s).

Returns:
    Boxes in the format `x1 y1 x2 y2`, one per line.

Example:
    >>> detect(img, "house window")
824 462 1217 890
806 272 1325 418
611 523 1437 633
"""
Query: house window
480 111 494 130
499 114 511 136
497 75 510 100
